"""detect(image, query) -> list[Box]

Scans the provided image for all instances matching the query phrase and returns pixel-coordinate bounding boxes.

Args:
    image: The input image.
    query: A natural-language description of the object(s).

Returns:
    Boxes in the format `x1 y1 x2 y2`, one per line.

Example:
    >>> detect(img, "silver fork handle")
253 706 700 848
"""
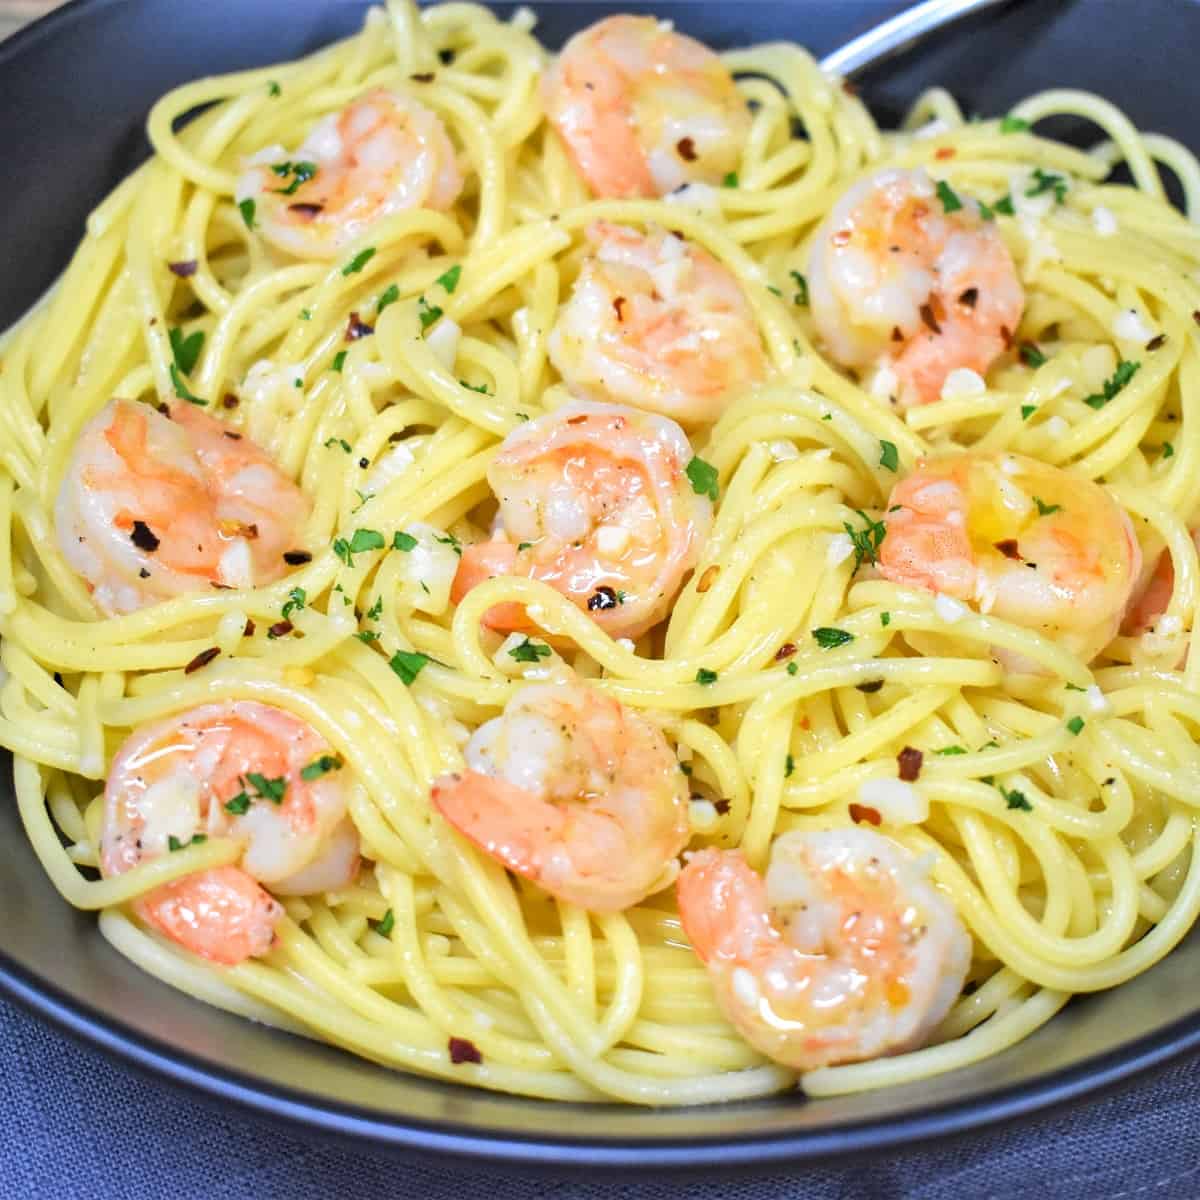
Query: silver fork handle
818 0 1013 79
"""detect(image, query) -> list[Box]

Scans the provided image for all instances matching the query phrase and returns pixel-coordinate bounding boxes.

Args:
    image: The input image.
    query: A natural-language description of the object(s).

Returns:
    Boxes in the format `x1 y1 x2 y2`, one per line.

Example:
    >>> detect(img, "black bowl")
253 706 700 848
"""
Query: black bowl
3 0 1200 1170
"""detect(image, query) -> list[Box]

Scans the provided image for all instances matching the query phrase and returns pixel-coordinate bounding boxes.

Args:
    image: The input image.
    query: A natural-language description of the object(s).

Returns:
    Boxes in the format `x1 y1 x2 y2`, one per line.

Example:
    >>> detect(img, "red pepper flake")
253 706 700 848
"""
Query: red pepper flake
919 302 942 335
676 136 698 162
243 619 256 637
891 325 903 343
222 393 240 409
613 295 627 322
130 520 160 552
168 259 198 278
832 229 852 247
994 539 1021 559
283 549 312 565
448 1036 483 1065
268 620 294 639
567 414 588 425
999 324 1014 349
410 71 435 82
934 146 956 160
849 802 882 826
712 797 732 815
345 312 374 341
184 647 220 674
897 745 924 782
774 642 797 661
958 287 979 309
1146 333 1167 351
288 203 324 218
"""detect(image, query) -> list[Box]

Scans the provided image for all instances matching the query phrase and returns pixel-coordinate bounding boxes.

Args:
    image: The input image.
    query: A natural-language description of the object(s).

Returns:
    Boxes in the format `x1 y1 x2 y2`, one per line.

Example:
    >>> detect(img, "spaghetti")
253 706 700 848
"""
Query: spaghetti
2 0 1200 1105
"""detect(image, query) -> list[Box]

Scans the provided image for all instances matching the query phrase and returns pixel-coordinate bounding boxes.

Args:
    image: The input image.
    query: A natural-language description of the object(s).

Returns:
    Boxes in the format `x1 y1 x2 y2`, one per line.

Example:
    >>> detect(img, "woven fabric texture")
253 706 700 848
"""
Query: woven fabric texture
2 997 1199 1199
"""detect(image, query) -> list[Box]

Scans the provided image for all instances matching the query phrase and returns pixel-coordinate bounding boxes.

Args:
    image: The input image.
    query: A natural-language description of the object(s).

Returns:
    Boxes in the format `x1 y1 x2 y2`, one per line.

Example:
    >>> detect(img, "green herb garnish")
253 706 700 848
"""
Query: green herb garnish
686 456 720 501
812 627 853 649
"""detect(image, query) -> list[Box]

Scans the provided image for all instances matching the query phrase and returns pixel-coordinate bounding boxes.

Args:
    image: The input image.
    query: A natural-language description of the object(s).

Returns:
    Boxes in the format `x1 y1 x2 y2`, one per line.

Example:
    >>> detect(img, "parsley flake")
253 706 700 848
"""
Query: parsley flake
1021 404 1037 420
281 586 306 620
936 180 963 213
1083 359 1140 410
390 649 430 685
695 668 719 685
686 456 719 501
169 326 205 376
301 754 344 780
436 264 462 293
374 908 395 938
844 510 887 572
331 350 348 372
1163 442 1175 459
1034 496 1061 516
269 160 317 196
224 791 251 815
785 754 795 778
1066 716 1085 735
168 834 207 852
237 198 256 230
246 772 287 804
722 171 739 188
509 638 551 664
324 437 352 452
1001 115 1030 133
418 296 443 330
342 247 376 276
393 531 418 552
812 626 853 649
169 364 205 405
881 612 891 627
790 270 809 307
934 745 967 756
1027 167 1068 204
268 81 282 97
1019 342 1047 368
786 661 798 676
1002 785 1033 812
878 440 899 472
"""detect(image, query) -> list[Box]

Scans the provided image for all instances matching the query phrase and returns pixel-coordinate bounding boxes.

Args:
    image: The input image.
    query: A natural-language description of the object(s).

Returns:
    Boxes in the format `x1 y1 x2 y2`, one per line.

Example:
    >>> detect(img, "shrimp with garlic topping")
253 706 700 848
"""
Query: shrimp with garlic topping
237 88 462 259
451 400 711 640
677 829 971 1070
542 15 750 199
879 452 1141 663
101 701 360 965
548 222 767 426
808 167 1024 407
56 399 311 615
432 677 689 911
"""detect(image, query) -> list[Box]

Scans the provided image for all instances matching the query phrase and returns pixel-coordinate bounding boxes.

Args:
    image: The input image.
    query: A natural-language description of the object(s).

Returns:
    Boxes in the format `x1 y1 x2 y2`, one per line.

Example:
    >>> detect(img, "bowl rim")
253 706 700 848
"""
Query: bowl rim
5 0 1200 1171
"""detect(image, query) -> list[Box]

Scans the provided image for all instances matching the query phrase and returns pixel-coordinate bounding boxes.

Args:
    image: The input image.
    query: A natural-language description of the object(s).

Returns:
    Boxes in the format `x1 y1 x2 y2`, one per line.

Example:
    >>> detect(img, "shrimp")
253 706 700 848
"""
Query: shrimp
55 399 311 614
878 452 1141 663
101 701 360 965
808 168 1024 408
451 400 711 641
547 222 767 426
677 829 971 1070
1122 531 1200 637
432 677 689 911
236 88 462 259
542 15 750 199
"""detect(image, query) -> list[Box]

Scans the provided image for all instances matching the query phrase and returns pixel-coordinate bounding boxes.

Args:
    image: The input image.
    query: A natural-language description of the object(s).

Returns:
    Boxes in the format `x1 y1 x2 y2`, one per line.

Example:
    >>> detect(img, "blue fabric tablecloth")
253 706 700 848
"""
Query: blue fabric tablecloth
2 995 1198 1199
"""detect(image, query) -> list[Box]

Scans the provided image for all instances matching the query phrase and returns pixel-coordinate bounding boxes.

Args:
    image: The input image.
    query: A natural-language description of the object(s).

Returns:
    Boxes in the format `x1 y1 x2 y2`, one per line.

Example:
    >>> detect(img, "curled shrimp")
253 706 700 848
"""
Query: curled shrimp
451 400 711 641
878 452 1141 663
808 168 1024 407
548 222 768 426
432 677 689 911
55 399 311 615
542 15 750 199
101 701 360 965
236 88 462 259
677 829 971 1070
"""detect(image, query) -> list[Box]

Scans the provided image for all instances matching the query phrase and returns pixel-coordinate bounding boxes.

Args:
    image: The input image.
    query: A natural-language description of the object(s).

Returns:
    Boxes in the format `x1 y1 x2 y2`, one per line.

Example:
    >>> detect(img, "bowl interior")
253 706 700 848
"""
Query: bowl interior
2 0 1200 1168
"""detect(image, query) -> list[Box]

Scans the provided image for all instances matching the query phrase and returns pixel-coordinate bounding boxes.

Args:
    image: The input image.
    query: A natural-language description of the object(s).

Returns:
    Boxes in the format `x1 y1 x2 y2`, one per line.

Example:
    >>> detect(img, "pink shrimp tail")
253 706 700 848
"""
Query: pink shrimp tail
451 541 532 632
137 866 283 966
677 848 778 965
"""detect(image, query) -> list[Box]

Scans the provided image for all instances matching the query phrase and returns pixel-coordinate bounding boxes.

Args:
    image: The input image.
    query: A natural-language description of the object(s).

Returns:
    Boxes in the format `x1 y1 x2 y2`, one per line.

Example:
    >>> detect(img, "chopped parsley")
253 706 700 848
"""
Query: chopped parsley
301 754 344 780
376 283 400 314
878 440 899 472
169 364 205 405
169 326 205 376
1163 442 1175 459
393 530 418 552
695 668 719 685
881 611 891 627
1066 716 1085 735
722 171 739 188
1019 342 1046 368
509 638 551 664
331 350 348 372
812 626 853 649
1083 359 1140 410
934 745 967 756
1034 496 1061 516
786 661 798 676
168 834 207 852
460 379 491 394
269 160 317 196
784 754 795 778
936 180 963 213
367 596 383 621
333 528 386 566
993 194 1015 216
281 586 306 620
686 456 720 501
1001 785 1033 812
1021 404 1037 420
267 81 282 97
1027 167 1068 204
237 198 256 230
342 247 376 276
224 791 251 815
977 200 995 222
324 437 352 452
246 772 287 804
374 908 395 938
790 270 809 307
1000 114 1030 133
300 308 312 321
389 649 430 685
418 296 443 330
436 264 462 293
435 532 462 557
844 510 887 572
355 629 381 644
